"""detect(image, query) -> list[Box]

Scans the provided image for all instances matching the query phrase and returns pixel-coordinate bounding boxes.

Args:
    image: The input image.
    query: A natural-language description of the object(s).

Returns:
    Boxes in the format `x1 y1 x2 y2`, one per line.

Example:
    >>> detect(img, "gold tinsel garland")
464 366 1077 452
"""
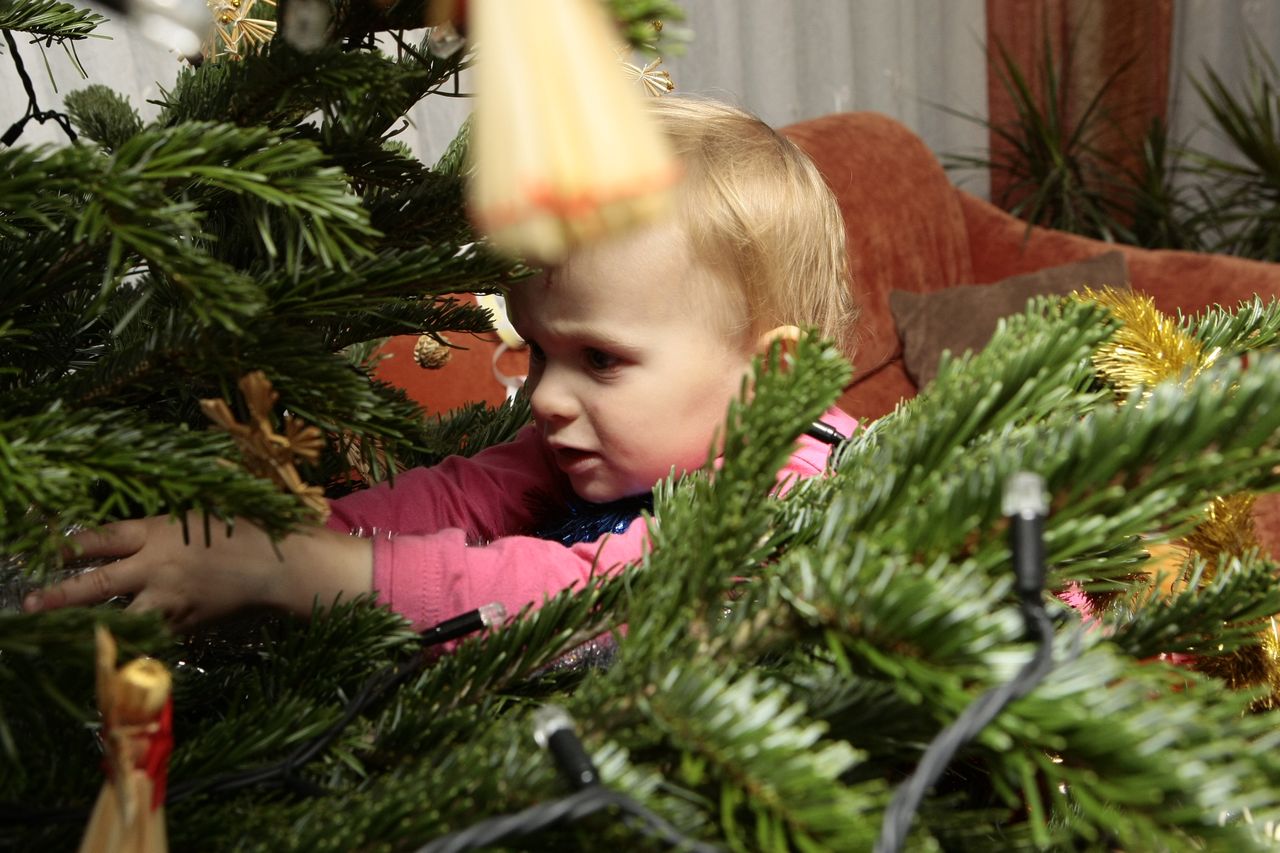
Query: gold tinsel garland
1079 286 1220 401
1078 287 1277 707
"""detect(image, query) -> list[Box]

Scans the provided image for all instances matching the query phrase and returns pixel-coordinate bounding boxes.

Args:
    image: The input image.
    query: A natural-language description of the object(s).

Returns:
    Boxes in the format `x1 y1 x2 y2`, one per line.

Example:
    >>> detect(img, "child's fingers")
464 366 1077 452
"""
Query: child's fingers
23 561 144 613
126 591 194 632
66 519 149 560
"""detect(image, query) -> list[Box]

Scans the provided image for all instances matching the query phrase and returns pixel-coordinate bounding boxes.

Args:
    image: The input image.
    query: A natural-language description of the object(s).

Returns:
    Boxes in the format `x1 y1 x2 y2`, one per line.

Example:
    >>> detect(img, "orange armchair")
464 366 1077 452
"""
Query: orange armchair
781 111 1280 422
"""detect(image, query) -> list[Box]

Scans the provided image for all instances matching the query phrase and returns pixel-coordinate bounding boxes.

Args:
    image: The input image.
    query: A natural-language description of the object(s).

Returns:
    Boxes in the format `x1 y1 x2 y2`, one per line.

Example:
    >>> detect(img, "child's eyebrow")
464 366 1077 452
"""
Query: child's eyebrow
552 323 644 355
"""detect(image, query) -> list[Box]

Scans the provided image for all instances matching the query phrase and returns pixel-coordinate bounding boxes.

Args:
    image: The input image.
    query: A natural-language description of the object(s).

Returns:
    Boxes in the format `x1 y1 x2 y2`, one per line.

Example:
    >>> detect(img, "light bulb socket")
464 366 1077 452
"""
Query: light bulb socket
533 705 599 789
419 602 506 647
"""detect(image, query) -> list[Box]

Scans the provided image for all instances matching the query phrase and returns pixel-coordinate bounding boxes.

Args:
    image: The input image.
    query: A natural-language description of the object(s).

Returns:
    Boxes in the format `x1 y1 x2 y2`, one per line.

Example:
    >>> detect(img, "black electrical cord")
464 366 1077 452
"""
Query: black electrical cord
805 420 848 446
166 602 508 803
417 706 722 853
875 473 1057 853
416 786 719 853
416 786 616 853
0 603 506 828
1 30 77 146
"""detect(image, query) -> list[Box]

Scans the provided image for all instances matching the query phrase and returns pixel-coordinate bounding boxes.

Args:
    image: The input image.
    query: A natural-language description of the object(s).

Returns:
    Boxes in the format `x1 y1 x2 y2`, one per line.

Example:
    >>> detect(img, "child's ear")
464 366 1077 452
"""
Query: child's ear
755 325 802 357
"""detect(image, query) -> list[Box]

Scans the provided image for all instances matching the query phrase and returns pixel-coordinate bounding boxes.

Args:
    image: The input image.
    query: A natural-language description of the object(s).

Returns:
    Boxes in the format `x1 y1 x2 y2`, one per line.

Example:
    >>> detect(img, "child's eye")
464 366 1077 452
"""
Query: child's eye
584 348 620 374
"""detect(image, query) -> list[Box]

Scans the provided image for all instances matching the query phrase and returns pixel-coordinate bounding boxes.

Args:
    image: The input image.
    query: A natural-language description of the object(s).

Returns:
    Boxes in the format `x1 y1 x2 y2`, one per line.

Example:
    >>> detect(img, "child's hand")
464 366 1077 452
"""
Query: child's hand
22 513 373 631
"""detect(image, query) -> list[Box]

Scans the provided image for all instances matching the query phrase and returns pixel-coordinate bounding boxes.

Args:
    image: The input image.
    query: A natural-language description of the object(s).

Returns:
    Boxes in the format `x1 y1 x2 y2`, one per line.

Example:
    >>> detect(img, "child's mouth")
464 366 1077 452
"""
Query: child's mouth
554 447 597 471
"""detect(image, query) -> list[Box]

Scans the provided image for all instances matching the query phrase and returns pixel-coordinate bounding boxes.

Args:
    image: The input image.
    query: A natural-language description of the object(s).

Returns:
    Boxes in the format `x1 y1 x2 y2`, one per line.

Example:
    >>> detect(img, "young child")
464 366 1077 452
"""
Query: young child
24 97 859 633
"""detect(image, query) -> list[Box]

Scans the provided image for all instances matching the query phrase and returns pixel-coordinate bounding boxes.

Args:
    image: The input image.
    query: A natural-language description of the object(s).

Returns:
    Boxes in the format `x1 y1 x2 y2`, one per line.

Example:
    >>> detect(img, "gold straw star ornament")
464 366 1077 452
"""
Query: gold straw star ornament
206 0 276 60
621 54 675 97
200 371 329 519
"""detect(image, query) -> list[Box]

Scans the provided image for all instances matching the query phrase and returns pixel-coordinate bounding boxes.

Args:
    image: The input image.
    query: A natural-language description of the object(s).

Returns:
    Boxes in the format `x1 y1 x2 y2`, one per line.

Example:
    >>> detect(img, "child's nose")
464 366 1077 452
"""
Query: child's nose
528 368 577 424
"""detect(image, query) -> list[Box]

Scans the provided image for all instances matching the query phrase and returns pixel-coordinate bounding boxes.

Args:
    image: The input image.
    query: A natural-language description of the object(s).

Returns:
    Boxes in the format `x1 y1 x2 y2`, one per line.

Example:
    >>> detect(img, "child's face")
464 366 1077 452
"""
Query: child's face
507 222 756 503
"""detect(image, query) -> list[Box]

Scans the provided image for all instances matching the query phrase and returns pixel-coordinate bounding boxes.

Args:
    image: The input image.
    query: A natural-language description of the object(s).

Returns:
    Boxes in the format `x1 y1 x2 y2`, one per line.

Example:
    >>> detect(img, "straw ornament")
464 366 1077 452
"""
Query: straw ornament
621 54 675 97
205 0 276 60
200 371 329 519
79 627 173 853
467 0 680 262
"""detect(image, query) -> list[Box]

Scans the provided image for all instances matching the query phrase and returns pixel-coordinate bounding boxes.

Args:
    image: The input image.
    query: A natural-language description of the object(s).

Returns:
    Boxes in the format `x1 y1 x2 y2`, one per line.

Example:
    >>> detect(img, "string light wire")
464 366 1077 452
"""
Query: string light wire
876 473 1058 853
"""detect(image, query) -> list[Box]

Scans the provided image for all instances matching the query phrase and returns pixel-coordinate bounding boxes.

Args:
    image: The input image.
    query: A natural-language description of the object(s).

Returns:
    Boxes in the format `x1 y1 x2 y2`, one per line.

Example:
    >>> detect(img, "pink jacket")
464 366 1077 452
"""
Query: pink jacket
326 406 857 629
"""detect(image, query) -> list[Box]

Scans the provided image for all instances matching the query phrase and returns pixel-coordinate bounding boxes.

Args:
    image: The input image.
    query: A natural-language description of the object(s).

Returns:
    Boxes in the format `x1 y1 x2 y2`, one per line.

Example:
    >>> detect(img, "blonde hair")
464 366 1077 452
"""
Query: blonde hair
648 97 857 361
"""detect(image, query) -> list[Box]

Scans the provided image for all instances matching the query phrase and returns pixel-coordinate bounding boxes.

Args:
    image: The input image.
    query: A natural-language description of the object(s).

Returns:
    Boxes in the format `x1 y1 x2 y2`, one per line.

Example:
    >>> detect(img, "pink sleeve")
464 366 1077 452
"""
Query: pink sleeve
325 426 571 544
774 405 858 494
340 405 855 630
371 519 650 629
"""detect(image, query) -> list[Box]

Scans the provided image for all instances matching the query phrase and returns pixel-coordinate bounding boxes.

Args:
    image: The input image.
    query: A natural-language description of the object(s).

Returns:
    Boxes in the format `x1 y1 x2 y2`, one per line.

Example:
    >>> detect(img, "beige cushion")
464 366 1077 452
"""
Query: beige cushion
889 251 1130 387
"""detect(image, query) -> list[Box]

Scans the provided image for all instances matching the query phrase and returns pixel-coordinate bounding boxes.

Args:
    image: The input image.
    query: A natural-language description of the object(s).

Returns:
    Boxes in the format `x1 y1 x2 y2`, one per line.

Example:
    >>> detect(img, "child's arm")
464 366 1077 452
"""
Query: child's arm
22 425 570 628
23 512 645 634
365 521 649 630
23 513 373 630
326 425 570 543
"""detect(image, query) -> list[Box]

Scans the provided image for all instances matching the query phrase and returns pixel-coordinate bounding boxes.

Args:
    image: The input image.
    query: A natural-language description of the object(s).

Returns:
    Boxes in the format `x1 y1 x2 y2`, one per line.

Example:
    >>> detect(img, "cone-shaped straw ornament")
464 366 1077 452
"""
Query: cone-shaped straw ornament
467 0 679 262
79 626 172 853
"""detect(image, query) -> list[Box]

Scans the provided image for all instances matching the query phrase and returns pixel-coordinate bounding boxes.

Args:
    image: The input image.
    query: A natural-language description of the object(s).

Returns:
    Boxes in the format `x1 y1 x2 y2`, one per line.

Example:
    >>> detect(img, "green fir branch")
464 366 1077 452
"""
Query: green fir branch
1107 555 1280 660
640 667 881 850
318 297 496 353
264 243 521 319
432 113 471 178
365 169 478 248
157 42 460 134
394 395 533 470
627 333 849 658
833 297 1114 535
0 0 103 40
63 84 143 152
0 405 314 569
1181 295 1280 355
986 644 1280 849
0 608 169 799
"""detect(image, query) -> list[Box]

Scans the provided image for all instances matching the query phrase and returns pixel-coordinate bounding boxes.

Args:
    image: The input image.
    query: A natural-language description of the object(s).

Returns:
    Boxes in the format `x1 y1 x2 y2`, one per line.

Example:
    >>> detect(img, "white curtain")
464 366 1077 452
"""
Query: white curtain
3 1 987 190
663 0 990 197
9 3 1277 239
1169 0 1280 167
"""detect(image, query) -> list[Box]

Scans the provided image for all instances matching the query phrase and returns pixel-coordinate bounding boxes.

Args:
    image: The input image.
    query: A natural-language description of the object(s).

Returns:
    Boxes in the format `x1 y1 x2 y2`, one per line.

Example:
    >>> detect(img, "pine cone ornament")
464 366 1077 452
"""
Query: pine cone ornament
413 334 453 369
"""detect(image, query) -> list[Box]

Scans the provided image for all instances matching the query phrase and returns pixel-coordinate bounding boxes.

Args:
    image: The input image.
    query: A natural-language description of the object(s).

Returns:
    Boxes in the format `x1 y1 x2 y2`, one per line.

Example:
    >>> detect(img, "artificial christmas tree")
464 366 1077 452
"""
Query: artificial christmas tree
7 1 1280 850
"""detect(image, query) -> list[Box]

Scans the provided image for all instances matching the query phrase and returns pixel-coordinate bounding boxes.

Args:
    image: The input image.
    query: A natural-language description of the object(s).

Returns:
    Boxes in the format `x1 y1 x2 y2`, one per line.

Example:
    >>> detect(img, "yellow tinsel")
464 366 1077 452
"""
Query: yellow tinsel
1195 617 1280 712
1078 288 1280 708
1178 492 1275 708
1077 286 1220 401
1183 493 1260 575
